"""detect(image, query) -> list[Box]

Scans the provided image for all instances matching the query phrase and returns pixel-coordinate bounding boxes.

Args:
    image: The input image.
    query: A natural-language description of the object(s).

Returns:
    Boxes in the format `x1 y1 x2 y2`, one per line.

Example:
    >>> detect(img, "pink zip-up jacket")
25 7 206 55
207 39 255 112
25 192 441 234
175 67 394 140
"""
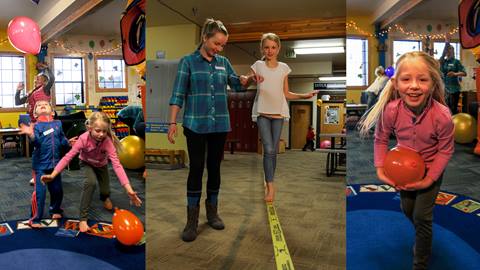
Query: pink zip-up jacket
374 98 454 181
55 131 129 186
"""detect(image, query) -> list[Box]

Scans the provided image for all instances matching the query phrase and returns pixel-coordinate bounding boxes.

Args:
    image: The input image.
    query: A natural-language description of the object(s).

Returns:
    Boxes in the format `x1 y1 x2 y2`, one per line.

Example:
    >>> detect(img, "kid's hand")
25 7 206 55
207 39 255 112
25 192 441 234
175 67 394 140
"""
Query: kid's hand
403 176 435 191
447 71 456 77
68 136 78 146
128 191 142 207
16 82 24 91
240 75 249 86
19 123 34 137
376 167 399 190
253 74 264 84
304 90 320 99
167 124 177 144
40 174 54 185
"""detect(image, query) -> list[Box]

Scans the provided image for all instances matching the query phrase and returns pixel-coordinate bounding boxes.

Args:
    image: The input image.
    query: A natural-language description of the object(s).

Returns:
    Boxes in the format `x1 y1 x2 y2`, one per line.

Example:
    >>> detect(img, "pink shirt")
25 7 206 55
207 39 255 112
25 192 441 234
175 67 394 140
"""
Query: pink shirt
374 98 454 181
55 131 129 186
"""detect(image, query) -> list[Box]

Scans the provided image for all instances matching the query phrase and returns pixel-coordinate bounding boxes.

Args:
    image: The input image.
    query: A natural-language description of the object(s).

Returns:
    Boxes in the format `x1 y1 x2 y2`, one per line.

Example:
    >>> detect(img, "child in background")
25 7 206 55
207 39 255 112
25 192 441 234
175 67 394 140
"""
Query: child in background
19 100 74 227
302 126 315 151
41 112 142 232
247 33 318 202
359 51 454 269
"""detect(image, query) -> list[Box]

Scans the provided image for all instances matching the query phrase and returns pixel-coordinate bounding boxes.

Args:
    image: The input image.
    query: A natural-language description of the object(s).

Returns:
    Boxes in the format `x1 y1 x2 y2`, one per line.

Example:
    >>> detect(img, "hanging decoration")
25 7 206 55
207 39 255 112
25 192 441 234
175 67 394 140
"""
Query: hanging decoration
89 40 95 49
347 20 459 40
100 40 105 48
120 0 145 66
50 39 121 57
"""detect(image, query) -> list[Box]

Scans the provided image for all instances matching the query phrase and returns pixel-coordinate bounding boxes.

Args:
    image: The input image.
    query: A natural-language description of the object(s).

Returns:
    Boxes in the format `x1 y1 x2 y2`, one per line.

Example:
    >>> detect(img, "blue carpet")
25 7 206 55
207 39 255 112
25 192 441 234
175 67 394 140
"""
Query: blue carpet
347 185 480 270
0 220 144 270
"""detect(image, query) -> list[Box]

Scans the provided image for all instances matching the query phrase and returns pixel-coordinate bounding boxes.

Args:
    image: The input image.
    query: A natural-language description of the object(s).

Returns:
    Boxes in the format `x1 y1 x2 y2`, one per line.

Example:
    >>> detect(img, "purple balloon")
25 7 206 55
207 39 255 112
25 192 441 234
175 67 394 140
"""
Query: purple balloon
385 66 395 78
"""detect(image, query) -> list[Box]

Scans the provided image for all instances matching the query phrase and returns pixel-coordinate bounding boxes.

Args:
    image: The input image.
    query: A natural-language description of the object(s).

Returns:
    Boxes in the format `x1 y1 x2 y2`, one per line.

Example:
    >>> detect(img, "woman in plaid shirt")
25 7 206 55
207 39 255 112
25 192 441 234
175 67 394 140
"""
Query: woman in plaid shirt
168 18 255 242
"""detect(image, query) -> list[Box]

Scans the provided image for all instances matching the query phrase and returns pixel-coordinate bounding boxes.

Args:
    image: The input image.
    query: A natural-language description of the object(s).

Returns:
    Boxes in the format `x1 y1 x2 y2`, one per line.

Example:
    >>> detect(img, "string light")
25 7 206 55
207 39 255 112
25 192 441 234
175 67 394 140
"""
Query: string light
49 39 121 56
347 20 459 40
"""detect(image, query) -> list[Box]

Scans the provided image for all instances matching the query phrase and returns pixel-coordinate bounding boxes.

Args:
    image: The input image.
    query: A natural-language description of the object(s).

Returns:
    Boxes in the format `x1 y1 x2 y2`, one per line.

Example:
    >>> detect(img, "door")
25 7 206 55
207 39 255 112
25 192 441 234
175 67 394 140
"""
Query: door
290 102 312 149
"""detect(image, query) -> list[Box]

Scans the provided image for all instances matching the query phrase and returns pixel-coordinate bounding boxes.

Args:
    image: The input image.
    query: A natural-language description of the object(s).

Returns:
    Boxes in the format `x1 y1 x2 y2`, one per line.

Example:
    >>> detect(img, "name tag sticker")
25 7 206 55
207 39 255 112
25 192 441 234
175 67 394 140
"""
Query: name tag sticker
43 128 54 136
215 66 226 70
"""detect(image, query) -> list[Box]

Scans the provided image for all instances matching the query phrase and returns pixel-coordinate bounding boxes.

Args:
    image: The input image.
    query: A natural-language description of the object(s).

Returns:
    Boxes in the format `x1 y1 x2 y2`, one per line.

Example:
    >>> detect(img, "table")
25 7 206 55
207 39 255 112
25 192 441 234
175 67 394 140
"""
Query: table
346 103 368 116
225 139 240 154
0 128 30 160
318 133 346 176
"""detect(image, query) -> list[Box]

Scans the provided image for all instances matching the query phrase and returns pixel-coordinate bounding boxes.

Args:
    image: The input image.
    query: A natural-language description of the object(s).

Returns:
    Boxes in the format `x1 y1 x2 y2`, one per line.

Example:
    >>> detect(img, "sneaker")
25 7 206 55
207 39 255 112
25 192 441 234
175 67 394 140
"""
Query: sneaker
103 198 113 210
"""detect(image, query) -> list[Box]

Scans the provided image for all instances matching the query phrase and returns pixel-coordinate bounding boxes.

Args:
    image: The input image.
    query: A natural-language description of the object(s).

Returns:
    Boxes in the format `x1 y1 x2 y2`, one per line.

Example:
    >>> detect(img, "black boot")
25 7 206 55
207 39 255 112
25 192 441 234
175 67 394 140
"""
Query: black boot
205 200 225 230
182 206 199 242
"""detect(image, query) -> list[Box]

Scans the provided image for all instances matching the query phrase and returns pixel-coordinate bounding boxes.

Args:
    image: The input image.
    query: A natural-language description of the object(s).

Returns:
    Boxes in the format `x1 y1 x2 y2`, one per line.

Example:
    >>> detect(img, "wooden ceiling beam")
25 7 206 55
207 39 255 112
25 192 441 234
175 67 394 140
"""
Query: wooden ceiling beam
41 0 106 43
379 0 424 29
225 17 346 43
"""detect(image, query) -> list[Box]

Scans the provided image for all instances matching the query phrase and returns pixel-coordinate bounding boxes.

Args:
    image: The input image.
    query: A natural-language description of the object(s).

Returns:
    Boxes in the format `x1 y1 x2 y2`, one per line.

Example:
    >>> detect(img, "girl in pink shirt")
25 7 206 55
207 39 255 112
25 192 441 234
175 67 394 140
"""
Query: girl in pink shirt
42 112 142 232
359 51 454 269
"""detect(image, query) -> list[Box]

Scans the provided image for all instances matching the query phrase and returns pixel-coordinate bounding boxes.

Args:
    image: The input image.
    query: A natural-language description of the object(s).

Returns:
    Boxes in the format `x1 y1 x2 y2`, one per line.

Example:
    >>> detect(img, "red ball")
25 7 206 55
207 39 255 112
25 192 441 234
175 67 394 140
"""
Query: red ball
112 209 144 245
384 146 425 187
320 140 331 148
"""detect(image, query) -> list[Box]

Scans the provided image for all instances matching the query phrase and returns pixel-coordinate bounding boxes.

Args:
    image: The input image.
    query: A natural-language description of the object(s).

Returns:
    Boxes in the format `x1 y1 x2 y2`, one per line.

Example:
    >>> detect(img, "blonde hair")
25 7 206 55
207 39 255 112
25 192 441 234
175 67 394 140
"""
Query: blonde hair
260 33 281 60
86 111 122 152
199 18 228 46
358 51 446 137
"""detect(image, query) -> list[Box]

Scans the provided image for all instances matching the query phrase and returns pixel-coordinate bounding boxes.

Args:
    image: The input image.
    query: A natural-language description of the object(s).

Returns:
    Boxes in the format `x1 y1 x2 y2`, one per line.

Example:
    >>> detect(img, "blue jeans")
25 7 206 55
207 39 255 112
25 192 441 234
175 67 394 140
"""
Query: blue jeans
257 116 284 182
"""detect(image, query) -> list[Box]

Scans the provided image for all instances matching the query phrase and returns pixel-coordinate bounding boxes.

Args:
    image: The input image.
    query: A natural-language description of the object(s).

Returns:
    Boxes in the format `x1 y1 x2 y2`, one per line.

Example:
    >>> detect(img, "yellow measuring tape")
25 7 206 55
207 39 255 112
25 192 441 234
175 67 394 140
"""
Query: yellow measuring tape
266 202 295 270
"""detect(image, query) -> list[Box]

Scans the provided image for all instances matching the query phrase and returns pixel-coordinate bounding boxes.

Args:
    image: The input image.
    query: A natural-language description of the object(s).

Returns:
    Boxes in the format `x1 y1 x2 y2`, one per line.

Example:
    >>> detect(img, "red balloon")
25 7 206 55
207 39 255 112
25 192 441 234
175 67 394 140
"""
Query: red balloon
112 209 144 245
7 16 41 54
384 146 425 187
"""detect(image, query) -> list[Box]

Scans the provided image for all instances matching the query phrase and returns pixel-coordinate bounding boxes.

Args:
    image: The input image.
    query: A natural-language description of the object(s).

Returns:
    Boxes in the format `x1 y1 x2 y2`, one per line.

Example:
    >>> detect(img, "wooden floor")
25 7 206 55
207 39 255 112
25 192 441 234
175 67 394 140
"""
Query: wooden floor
146 150 345 270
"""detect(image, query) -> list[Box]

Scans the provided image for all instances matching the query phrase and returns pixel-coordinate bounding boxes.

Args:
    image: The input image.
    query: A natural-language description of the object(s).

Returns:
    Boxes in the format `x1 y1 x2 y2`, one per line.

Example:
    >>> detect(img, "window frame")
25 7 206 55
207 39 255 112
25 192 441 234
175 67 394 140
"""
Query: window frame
0 52 30 112
94 55 128 92
52 54 88 106
392 39 423 67
346 36 369 88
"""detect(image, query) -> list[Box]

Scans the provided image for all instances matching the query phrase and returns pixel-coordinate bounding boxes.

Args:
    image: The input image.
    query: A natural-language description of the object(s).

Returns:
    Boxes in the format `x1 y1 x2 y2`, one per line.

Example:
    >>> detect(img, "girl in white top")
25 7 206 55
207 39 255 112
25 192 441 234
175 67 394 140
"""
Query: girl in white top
247 33 318 202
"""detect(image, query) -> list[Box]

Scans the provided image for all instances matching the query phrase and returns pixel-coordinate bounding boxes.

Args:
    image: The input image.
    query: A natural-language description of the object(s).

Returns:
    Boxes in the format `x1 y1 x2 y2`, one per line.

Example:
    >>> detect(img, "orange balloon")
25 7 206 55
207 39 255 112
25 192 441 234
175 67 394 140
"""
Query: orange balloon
384 146 425 187
112 209 144 245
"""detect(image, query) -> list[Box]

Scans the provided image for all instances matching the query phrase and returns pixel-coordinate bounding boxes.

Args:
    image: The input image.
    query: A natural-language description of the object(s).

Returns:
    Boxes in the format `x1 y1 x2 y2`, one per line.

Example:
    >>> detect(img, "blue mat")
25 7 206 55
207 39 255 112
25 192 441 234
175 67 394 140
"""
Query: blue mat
347 185 480 270
0 219 144 270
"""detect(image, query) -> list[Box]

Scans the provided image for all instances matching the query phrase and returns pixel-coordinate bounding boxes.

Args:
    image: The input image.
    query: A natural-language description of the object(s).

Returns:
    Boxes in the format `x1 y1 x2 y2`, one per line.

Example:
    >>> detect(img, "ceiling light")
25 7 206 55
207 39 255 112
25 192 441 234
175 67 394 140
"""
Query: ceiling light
318 76 346 81
293 46 344 55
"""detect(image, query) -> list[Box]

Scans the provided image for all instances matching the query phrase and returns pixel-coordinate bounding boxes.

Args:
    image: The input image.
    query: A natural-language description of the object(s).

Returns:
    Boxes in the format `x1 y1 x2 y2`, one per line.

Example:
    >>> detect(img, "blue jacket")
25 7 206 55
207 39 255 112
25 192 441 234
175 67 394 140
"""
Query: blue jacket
32 120 69 170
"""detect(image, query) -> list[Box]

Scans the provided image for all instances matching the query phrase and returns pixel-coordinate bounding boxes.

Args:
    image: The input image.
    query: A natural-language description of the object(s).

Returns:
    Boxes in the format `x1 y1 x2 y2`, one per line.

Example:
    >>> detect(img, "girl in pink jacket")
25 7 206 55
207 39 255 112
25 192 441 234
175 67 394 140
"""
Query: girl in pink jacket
359 51 454 270
42 112 142 232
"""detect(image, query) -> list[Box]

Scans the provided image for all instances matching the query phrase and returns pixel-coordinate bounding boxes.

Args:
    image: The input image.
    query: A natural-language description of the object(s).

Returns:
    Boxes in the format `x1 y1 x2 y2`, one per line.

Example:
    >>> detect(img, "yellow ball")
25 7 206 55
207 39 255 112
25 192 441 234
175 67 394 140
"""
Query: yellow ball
452 113 477 144
317 99 323 107
118 135 145 169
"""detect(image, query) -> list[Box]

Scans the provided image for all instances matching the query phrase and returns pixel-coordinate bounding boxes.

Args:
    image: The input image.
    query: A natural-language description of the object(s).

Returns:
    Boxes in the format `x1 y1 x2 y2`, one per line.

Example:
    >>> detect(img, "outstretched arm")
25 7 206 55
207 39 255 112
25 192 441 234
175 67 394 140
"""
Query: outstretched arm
282 76 319 100
15 83 27 105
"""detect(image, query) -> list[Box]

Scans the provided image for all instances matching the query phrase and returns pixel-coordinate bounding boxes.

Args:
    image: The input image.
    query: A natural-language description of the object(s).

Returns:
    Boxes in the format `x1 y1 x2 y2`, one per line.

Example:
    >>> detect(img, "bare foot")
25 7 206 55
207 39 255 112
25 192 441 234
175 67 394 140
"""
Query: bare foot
79 221 90 232
264 182 275 202
103 198 113 210
30 223 42 228
51 213 62 219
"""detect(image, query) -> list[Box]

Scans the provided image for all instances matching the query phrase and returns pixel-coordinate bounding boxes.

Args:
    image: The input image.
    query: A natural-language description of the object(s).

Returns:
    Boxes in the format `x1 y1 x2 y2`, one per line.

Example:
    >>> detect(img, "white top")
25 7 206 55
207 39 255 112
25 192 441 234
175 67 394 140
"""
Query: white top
251 60 291 121
365 75 389 95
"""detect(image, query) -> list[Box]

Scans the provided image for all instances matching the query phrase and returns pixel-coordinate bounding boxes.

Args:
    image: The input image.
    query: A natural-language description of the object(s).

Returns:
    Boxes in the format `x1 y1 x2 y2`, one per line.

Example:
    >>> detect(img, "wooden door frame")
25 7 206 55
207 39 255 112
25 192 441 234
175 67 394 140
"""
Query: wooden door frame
288 101 313 149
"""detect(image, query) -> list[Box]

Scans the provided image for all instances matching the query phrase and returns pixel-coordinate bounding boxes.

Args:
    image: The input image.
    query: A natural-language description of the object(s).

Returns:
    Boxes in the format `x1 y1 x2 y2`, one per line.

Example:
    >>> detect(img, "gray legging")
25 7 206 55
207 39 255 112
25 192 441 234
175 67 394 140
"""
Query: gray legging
257 115 284 182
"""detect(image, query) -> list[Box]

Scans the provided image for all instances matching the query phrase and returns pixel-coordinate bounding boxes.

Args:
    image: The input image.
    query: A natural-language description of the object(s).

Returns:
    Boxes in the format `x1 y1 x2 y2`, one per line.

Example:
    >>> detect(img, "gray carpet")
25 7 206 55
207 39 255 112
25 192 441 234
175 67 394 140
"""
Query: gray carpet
0 155 145 224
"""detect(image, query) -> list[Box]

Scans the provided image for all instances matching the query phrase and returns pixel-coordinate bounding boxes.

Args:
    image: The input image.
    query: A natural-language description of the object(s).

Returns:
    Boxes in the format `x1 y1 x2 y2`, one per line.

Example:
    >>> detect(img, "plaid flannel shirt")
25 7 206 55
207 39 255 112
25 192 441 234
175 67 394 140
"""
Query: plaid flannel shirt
169 50 244 133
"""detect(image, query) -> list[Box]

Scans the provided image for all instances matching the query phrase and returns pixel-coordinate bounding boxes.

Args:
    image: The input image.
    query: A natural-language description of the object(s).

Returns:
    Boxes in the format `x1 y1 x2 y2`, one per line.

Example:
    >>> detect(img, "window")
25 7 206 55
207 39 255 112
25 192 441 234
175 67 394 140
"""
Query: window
96 57 126 91
433 42 461 60
347 38 368 87
0 54 25 109
53 56 85 105
393 40 422 66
